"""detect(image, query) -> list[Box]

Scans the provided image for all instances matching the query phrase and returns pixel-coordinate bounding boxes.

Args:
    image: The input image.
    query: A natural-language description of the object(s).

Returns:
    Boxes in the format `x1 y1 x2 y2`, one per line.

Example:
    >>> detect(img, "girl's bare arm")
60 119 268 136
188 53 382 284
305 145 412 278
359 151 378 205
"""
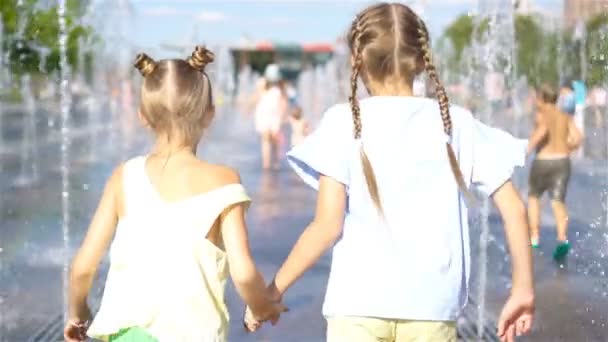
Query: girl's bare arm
69 166 123 320
222 203 271 311
273 176 346 295
492 181 534 297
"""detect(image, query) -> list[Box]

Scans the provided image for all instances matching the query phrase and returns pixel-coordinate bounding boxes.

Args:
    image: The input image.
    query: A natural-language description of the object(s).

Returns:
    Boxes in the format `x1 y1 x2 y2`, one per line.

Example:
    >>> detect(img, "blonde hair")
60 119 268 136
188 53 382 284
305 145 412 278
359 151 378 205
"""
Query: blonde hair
347 3 470 215
134 46 215 146
538 83 559 104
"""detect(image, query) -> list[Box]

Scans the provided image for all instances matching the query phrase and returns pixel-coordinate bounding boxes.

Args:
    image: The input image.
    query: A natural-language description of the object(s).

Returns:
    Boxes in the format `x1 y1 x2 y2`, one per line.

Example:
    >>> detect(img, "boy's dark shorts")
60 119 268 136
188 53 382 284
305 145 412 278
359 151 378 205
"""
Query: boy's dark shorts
529 158 571 202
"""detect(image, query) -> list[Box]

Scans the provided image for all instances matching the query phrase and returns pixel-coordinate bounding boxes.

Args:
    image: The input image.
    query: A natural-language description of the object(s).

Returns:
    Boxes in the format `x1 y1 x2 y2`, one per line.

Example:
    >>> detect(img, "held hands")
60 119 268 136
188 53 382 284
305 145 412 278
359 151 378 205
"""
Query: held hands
497 290 535 342
63 306 92 342
243 300 287 332
243 281 287 333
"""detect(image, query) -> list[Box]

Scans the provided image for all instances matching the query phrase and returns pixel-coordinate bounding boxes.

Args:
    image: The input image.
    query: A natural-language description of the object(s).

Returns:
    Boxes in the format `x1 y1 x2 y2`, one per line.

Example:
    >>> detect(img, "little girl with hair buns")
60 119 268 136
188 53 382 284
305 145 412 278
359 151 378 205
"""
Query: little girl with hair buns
64 46 285 342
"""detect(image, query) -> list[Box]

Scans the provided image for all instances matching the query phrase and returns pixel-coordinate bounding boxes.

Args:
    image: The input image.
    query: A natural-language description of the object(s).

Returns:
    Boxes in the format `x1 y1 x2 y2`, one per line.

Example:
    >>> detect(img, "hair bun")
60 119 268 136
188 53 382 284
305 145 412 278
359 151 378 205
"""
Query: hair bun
187 45 214 72
134 53 157 77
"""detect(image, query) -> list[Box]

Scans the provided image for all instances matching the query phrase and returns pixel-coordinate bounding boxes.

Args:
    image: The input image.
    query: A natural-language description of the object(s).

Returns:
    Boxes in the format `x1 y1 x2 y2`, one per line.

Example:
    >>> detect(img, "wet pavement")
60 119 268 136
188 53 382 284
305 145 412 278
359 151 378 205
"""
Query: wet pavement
1 100 608 341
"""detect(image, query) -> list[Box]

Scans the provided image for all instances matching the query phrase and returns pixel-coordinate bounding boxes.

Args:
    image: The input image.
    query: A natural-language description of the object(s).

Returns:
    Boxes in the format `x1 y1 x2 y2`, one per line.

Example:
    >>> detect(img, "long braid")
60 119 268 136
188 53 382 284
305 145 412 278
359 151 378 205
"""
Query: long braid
417 19 472 199
350 17 383 216
350 20 364 139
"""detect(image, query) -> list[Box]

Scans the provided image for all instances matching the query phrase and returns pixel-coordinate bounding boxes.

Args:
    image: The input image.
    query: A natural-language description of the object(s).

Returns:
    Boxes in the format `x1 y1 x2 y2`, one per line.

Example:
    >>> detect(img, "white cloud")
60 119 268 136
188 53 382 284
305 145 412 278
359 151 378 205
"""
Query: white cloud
197 11 227 23
143 6 183 17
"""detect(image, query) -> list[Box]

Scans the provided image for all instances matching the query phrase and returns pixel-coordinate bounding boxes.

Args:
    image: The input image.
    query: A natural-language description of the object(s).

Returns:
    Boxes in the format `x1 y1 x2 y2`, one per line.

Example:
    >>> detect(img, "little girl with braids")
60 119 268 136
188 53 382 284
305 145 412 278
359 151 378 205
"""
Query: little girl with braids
247 3 535 342
64 46 285 342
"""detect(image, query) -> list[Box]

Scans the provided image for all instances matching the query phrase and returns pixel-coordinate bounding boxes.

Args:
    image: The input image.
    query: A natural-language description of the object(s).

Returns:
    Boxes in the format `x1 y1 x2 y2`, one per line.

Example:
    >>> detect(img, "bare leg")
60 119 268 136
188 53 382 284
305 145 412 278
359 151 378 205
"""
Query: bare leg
528 196 541 246
271 132 280 169
551 200 571 261
261 132 272 170
551 200 569 242
594 107 602 128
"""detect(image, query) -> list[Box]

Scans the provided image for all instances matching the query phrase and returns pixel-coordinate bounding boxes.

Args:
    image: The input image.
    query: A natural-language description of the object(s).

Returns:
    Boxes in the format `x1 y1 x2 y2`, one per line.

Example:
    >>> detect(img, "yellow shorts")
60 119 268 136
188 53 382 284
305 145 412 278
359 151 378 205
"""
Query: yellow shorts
326 316 456 342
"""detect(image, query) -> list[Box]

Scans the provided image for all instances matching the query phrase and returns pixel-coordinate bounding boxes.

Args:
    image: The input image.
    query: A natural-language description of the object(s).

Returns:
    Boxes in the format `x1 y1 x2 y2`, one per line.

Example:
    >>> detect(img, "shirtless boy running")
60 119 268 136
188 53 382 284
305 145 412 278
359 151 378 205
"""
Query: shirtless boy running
527 84 583 261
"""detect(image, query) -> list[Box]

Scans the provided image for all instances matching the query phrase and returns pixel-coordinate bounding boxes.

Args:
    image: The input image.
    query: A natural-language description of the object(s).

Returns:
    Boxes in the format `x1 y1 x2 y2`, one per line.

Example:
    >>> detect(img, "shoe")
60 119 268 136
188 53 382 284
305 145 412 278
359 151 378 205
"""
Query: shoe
553 241 570 261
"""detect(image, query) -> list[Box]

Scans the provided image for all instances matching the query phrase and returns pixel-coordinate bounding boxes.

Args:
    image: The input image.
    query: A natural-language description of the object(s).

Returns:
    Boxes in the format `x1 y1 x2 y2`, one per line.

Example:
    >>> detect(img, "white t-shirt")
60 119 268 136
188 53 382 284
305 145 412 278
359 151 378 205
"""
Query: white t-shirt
287 96 526 321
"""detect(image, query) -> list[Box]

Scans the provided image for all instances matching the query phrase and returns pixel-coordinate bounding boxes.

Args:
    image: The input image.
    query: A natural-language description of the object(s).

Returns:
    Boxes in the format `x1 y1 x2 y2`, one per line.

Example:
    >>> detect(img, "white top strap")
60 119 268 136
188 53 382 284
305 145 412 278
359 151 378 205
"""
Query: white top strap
121 156 149 215
195 184 251 238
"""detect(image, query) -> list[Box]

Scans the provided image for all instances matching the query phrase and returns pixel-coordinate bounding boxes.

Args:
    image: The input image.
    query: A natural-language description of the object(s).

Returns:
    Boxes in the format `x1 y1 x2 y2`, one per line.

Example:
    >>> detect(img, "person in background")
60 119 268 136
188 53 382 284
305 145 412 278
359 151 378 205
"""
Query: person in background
282 80 309 146
527 83 583 261
254 64 289 170
288 105 310 147
588 86 607 128
572 80 587 157
557 80 576 116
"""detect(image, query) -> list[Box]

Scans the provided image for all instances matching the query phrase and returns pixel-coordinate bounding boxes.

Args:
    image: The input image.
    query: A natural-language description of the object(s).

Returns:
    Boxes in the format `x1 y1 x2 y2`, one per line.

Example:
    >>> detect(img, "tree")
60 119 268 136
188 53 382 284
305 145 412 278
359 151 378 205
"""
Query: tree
440 12 596 88
1 0 95 78
439 14 490 77
585 13 608 86
443 14 476 69
514 15 558 87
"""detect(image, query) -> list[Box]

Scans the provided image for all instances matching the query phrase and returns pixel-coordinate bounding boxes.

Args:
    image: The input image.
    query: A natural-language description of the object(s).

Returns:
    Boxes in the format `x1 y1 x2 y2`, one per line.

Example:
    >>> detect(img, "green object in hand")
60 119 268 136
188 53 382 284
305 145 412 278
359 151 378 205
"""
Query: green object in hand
109 327 158 342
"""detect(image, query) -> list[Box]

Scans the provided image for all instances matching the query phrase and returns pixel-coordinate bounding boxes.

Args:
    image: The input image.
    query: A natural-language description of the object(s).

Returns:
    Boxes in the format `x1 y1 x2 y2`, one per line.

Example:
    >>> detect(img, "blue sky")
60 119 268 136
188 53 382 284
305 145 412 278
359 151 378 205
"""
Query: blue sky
103 0 561 56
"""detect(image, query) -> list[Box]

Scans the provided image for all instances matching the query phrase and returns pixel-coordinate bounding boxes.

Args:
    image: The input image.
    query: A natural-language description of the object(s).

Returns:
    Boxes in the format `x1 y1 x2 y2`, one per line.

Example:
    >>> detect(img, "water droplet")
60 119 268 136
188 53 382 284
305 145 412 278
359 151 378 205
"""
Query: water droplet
83 184 89 191
62 191 69 198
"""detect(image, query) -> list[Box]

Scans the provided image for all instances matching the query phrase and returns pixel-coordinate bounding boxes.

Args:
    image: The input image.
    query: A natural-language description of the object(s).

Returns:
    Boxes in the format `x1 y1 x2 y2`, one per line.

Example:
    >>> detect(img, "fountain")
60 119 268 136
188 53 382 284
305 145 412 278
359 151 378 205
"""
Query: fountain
8 0 40 186
468 0 519 339
58 0 73 323
0 0 606 340
0 19 4 172
603 29 608 230
73 28 102 164
14 74 39 186
213 44 236 105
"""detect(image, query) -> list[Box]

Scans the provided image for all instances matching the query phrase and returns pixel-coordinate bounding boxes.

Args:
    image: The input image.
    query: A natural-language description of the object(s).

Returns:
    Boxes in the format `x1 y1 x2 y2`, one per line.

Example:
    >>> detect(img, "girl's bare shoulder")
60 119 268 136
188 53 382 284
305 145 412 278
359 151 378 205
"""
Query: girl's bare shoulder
189 160 242 190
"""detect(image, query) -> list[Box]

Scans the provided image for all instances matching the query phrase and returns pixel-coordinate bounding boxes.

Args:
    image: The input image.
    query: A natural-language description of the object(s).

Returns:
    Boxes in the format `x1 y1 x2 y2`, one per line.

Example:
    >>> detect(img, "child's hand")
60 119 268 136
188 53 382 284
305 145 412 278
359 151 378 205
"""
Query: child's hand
497 292 534 342
243 302 289 332
243 301 288 333
243 305 261 332
243 283 288 333
64 306 92 342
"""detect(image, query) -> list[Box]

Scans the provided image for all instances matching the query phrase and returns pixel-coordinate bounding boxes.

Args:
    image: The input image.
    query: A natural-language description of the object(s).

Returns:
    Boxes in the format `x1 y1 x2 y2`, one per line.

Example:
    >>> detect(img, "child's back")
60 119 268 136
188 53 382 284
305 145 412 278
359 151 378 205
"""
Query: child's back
288 96 526 319
88 154 248 341
536 108 576 157
252 4 533 341
66 47 285 342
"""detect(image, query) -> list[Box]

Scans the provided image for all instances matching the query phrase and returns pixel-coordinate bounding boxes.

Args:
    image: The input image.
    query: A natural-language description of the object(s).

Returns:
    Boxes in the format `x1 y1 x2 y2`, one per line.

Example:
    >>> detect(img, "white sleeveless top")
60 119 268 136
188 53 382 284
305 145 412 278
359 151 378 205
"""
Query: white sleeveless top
87 156 251 342
287 97 527 321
